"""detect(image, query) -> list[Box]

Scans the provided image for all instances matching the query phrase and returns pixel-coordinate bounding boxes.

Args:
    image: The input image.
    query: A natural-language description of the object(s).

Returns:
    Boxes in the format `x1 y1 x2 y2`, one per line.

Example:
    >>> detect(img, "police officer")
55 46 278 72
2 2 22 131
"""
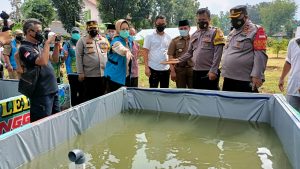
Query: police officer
167 8 225 90
167 20 193 88
221 5 268 93
76 20 110 101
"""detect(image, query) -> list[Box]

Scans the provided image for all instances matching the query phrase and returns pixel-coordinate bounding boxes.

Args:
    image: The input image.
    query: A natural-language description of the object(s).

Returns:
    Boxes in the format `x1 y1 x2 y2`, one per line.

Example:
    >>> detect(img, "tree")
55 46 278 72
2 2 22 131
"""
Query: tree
21 0 55 28
247 4 262 25
269 38 289 58
219 11 231 35
98 0 136 24
259 0 297 36
51 0 83 33
211 14 221 28
131 0 155 29
172 0 200 26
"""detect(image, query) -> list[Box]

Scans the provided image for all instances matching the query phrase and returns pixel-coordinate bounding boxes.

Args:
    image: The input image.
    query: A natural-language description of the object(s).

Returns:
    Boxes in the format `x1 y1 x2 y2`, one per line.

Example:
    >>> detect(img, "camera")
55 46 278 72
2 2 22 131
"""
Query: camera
48 32 61 42
55 35 62 42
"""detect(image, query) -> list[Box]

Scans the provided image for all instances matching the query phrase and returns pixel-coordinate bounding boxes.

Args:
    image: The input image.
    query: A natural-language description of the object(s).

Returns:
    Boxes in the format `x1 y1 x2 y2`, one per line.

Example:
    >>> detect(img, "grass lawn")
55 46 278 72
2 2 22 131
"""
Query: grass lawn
3 50 287 94
137 50 288 94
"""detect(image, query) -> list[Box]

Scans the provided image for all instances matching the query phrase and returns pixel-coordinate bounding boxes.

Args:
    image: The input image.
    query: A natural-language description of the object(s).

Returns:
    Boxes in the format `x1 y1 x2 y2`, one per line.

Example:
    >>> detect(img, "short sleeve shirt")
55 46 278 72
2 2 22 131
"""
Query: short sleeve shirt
143 32 171 70
19 41 58 97
286 38 300 96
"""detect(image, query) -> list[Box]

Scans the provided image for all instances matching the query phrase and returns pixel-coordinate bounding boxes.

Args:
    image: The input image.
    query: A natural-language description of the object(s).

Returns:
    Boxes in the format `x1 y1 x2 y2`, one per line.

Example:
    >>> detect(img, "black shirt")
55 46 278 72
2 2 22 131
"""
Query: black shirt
19 41 58 97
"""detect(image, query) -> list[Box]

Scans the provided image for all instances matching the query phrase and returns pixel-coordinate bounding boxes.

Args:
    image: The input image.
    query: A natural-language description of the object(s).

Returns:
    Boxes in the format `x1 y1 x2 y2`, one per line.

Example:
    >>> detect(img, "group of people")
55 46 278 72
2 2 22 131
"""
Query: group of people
0 4 299 122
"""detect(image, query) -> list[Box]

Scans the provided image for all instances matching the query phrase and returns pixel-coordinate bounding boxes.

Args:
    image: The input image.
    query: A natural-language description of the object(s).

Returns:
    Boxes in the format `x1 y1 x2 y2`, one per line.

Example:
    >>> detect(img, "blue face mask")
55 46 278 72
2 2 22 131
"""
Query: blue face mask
179 30 189 37
71 33 80 41
120 30 130 39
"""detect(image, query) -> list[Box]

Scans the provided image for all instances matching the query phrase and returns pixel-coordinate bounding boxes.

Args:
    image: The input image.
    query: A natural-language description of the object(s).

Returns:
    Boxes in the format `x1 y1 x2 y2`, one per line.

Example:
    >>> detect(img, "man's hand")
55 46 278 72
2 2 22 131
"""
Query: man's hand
278 78 285 92
45 33 56 44
170 70 176 82
145 66 151 77
78 73 85 82
126 50 133 60
208 72 217 80
6 64 13 72
252 77 263 90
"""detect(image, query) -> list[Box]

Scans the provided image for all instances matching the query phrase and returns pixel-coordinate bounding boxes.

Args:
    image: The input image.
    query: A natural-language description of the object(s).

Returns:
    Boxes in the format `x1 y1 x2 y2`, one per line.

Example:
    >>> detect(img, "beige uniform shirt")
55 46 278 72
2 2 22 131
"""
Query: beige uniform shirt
221 19 268 81
76 35 110 77
167 35 193 68
178 27 224 74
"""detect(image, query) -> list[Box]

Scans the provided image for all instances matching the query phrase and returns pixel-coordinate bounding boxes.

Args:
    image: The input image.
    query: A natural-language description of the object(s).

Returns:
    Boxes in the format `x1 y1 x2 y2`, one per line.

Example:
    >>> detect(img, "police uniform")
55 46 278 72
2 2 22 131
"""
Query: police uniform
221 5 268 93
76 20 110 101
178 26 225 90
168 20 193 88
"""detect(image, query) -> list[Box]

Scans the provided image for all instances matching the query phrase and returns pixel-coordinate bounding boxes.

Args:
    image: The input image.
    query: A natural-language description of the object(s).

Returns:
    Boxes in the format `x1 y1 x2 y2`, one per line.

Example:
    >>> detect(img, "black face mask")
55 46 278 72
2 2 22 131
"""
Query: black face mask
198 21 209 29
88 30 98 37
15 35 23 42
156 25 166 33
231 18 245 29
32 31 44 44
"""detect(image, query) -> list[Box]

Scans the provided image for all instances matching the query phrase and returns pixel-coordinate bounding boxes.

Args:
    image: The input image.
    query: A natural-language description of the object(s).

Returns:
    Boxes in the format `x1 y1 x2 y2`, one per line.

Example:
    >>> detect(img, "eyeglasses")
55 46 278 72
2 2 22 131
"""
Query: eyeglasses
72 31 79 34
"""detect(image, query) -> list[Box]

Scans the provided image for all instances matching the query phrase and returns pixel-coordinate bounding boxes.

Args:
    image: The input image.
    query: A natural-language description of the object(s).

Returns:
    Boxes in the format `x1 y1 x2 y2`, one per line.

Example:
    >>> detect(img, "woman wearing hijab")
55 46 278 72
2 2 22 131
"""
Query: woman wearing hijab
104 19 133 92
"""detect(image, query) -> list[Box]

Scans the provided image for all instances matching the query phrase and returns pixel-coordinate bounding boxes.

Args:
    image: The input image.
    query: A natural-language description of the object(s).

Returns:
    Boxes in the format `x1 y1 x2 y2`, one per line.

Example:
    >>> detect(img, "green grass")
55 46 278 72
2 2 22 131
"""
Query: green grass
137 50 288 94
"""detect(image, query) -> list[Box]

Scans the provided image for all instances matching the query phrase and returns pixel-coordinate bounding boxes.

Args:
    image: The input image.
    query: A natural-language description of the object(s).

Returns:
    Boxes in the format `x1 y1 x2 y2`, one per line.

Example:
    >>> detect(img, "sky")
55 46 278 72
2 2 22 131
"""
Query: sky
0 0 300 20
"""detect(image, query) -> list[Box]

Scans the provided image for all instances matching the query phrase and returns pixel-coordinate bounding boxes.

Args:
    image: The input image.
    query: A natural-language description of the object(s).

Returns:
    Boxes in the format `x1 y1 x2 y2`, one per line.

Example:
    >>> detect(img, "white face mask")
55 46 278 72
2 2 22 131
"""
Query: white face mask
179 30 189 37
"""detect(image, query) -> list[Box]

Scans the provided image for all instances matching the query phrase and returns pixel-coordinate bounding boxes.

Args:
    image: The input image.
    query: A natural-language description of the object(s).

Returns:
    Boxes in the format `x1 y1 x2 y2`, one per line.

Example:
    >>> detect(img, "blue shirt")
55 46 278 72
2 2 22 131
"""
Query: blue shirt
104 36 133 85
63 41 77 74
9 39 18 69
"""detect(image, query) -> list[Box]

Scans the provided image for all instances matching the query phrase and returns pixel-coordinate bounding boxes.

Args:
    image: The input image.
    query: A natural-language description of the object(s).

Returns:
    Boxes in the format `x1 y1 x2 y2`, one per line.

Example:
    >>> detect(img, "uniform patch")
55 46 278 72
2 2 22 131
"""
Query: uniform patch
214 29 225 45
253 27 267 50
24 51 30 58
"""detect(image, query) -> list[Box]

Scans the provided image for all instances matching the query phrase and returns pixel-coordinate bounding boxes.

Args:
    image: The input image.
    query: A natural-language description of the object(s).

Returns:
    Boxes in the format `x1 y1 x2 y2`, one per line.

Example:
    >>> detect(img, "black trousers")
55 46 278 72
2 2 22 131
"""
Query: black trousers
83 77 106 102
126 76 138 87
68 74 84 106
222 77 258 93
149 67 170 88
193 70 220 90
106 78 124 93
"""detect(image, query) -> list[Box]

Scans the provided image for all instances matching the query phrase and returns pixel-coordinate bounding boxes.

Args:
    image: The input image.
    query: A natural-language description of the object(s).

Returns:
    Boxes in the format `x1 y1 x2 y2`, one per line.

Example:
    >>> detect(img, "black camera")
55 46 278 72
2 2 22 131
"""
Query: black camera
55 35 62 42
0 11 9 20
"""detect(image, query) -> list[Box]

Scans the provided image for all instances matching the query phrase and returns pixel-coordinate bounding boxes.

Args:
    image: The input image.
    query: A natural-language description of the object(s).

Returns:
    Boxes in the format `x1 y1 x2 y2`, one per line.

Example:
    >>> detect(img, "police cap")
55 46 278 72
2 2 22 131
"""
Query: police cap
86 20 98 29
229 5 248 18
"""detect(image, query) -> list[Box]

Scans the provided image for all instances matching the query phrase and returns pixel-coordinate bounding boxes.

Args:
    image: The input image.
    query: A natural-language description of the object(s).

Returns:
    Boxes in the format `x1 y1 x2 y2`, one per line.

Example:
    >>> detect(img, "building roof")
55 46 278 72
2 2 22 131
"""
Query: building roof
136 26 198 40
271 32 287 37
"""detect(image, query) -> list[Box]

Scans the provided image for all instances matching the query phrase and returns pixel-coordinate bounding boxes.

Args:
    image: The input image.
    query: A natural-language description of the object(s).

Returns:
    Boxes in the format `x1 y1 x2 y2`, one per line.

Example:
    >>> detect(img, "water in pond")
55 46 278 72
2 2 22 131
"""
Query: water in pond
19 109 292 169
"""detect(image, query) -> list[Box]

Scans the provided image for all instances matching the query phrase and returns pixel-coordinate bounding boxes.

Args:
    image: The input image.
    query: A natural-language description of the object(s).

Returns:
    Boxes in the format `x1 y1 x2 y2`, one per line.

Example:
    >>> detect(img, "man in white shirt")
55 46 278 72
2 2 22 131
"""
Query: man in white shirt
278 29 300 111
143 15 172 88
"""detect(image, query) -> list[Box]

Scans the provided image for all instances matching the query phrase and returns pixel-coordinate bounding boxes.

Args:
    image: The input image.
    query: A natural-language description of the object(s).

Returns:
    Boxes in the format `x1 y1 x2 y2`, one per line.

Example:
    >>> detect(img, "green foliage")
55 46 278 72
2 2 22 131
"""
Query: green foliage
259 0 297 36
21 0 55 28
51 0 83 33
11 22 23 32
98 0 199 29
268 38 289 58
214 11 231 35
211 14 221 28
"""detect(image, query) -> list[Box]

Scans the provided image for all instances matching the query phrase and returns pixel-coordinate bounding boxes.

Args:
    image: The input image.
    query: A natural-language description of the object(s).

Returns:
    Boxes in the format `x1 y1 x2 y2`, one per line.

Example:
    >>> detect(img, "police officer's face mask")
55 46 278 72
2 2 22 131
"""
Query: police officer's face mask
88 29 98 38
15 35 23 42
231 18 245 30
198 21 209 29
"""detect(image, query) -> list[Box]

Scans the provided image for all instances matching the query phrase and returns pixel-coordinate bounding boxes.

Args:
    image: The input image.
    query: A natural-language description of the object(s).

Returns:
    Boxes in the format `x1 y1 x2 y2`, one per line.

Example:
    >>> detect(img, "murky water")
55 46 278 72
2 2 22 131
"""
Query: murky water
19 109 292 169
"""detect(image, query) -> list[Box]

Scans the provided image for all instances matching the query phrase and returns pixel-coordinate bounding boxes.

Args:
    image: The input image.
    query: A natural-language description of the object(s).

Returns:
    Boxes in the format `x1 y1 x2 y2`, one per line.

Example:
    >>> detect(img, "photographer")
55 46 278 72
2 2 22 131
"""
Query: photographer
19 18 60 122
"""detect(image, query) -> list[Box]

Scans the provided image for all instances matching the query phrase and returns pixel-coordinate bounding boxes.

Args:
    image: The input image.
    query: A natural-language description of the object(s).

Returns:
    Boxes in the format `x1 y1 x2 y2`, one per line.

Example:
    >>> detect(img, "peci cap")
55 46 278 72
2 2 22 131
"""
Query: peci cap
86 20 98 29
106 24 116 30
229 5 248 18
178 20 190 27
71 27 80 33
